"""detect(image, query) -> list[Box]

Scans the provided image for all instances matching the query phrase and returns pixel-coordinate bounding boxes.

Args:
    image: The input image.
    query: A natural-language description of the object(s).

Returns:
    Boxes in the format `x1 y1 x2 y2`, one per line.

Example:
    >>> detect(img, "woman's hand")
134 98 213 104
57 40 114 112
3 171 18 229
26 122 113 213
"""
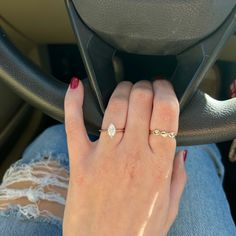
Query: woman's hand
63 79 187 236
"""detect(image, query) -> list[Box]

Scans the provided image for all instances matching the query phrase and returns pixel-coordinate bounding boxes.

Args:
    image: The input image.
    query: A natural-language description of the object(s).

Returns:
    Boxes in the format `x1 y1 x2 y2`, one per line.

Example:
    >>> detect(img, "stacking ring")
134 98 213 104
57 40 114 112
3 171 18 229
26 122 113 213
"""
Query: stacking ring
100 124 176 139
99 123 125 138
150 129 176 139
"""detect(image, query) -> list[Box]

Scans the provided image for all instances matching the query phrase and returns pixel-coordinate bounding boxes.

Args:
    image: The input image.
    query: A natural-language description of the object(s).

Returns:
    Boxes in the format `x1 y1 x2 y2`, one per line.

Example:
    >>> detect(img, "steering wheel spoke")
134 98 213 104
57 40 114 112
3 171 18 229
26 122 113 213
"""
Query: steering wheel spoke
172 7 236 110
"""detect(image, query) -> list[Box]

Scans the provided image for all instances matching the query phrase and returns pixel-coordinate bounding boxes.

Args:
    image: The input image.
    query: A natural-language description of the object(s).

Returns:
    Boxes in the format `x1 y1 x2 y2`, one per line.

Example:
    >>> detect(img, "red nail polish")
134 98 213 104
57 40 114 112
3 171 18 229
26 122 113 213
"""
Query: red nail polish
70 77 80 89
183 150 188 162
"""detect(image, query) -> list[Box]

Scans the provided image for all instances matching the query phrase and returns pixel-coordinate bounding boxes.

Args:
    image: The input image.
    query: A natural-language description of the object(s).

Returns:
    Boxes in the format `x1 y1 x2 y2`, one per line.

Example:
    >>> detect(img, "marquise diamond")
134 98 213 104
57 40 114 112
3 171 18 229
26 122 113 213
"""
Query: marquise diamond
108 123 116 138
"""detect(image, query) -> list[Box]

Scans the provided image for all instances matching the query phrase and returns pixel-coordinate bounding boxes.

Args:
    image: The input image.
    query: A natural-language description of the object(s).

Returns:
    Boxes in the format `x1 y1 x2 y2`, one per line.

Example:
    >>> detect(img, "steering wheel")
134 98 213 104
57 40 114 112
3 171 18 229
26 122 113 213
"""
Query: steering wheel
0 0 236 146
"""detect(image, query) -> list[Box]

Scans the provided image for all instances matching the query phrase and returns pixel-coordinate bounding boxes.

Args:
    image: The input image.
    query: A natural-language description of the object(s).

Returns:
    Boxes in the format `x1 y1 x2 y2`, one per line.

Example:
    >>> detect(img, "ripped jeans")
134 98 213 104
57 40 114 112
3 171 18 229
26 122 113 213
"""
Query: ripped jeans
0 124 235 236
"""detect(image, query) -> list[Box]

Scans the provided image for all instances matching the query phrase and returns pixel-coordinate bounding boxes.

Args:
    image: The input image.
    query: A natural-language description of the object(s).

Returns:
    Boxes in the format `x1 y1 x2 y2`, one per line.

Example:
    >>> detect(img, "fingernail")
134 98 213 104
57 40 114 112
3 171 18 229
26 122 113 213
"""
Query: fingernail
70 77 80 89
183 150 188 162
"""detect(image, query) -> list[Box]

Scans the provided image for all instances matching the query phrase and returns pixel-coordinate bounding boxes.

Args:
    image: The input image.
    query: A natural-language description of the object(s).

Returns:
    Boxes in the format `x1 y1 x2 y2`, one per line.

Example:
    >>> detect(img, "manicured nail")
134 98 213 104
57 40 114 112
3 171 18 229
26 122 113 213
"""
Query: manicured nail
183 150 188 162
70 77 80 89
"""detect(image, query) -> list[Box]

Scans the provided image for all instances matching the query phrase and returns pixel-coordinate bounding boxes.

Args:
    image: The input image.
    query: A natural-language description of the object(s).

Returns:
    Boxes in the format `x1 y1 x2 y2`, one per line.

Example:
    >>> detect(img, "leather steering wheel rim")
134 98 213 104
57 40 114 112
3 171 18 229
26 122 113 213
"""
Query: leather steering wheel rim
0 9 236 146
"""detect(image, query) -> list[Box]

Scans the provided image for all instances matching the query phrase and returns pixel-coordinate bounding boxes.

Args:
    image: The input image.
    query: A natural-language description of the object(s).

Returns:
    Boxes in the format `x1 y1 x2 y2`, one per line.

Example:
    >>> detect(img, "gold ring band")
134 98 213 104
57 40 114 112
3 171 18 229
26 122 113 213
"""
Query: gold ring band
99 129 125 132
150 129 176 139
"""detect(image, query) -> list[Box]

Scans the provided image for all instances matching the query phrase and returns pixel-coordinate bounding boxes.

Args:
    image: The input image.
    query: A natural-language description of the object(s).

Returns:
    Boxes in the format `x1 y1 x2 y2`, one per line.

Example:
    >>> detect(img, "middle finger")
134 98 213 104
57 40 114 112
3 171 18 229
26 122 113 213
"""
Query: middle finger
124 81 153 144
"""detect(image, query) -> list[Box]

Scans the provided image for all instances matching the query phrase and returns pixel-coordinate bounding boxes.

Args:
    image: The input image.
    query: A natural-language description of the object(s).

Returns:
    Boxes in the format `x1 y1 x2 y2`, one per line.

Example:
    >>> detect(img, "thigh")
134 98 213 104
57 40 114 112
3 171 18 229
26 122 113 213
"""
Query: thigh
168 144 236 236
0 125 69 236
22 124 69 169
0 217 61 236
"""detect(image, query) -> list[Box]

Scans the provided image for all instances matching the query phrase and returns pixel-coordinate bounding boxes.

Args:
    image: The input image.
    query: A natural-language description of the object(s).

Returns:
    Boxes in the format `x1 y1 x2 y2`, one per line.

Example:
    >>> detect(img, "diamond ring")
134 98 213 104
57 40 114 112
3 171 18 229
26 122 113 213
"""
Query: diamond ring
99 123 125 138
150 129 176 139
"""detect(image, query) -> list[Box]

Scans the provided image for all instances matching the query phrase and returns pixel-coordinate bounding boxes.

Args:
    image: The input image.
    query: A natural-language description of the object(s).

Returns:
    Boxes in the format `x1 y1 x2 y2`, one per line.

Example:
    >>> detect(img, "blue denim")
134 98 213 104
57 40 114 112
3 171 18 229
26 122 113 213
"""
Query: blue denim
0 124 235 235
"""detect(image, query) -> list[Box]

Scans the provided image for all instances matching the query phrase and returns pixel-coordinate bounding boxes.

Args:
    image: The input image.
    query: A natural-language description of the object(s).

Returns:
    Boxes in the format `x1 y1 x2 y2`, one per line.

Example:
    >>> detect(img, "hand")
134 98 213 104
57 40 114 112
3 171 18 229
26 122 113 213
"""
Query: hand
63 79 187 236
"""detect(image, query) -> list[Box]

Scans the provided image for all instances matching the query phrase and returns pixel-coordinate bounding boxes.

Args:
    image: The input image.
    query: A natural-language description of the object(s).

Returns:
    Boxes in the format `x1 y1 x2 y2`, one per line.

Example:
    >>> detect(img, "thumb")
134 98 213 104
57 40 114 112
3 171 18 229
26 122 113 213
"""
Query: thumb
64 77 92 165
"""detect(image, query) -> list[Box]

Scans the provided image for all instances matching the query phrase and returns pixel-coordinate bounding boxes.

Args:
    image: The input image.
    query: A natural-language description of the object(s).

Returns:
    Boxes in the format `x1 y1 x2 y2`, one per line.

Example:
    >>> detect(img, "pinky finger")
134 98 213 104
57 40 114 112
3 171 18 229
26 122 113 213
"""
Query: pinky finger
166 150 187 229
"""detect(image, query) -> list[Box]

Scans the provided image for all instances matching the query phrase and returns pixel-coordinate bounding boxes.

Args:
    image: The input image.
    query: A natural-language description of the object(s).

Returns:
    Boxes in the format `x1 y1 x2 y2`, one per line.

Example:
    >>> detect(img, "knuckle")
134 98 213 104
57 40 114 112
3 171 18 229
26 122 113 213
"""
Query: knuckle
132 85 153 102
157 166 168 181
122 142 140 157
151 158 172 182
156 96 179 118
149 163 168 184
109 95 129 112
65 113 78 136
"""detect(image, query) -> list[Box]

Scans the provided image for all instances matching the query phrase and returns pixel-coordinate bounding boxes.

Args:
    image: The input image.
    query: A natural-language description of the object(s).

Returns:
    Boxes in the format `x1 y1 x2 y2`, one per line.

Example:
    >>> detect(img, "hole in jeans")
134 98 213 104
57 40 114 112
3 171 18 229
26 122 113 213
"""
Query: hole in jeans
0 160 69 220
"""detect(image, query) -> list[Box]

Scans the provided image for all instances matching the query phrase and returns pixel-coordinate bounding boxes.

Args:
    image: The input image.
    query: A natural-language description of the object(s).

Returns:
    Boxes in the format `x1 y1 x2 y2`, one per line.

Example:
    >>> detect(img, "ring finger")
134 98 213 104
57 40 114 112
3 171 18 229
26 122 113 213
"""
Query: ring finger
98 81 133 146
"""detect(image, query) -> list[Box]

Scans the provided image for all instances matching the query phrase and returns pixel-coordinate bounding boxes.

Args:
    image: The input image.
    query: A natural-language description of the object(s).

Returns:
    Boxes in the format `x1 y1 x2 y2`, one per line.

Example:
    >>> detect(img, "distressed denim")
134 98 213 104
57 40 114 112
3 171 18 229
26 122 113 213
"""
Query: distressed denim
0 124 235 236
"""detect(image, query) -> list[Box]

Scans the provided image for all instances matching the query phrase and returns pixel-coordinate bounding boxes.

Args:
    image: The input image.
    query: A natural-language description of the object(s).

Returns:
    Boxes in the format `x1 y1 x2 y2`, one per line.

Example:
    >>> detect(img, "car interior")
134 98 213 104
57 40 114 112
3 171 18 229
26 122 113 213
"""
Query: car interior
0 0 236 224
